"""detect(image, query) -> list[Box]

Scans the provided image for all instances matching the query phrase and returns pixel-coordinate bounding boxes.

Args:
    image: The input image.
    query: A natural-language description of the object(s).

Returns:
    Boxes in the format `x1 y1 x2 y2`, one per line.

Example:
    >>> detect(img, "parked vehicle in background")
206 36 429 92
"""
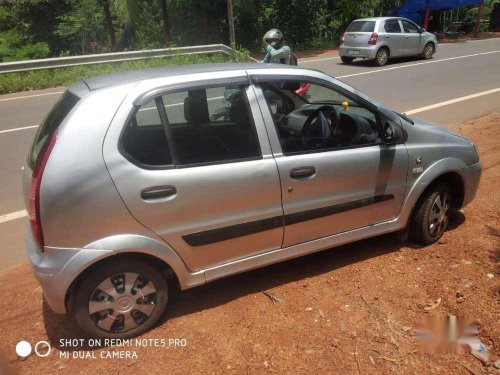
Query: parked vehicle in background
24 63 480 339
339 17 438 66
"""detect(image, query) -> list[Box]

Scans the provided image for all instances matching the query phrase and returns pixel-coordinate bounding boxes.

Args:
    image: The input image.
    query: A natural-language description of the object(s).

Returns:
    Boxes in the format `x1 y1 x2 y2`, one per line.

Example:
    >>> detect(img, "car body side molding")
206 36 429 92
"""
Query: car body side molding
183 194 395 246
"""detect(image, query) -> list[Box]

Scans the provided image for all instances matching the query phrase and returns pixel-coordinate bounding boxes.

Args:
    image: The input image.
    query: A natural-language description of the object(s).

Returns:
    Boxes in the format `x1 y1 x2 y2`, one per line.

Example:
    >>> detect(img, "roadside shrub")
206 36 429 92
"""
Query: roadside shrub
0 53 240 94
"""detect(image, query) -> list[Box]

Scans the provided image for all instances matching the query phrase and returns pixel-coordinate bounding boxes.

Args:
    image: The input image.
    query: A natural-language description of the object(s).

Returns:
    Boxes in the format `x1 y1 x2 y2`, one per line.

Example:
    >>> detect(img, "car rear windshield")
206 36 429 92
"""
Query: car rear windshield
346 21 375 32
28 92 79 169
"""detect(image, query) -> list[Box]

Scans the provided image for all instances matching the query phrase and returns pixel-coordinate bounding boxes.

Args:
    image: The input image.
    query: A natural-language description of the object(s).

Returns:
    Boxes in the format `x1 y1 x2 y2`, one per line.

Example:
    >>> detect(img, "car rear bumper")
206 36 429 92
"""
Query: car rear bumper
339 45 377 59
462 161 482 208
25 228 111 314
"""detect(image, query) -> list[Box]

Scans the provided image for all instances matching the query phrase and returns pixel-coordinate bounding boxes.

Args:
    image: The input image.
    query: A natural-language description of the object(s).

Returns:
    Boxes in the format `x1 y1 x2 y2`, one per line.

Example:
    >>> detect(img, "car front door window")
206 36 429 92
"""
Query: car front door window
261 81 380 155
401 20 419 33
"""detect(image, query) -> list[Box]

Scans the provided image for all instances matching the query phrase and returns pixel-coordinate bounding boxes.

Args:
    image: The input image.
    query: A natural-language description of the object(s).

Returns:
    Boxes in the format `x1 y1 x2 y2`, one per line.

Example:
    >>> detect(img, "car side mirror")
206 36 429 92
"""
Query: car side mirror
420 27 425 33
384 121 403 144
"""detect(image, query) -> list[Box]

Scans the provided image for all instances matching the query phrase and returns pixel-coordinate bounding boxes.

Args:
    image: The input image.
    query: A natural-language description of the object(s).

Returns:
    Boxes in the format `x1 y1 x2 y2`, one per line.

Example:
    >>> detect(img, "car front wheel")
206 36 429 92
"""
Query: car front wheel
73 258 169 339
421 43 435 60
410 183 452 245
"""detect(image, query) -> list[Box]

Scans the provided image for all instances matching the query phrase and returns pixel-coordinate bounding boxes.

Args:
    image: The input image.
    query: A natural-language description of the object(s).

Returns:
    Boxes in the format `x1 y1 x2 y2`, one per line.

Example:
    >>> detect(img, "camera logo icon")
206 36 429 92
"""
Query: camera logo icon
15 340 51 358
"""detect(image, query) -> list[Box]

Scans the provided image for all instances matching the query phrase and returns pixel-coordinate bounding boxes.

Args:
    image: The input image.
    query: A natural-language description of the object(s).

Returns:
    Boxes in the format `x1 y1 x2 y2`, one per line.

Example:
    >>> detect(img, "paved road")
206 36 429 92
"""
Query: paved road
0 38 499 269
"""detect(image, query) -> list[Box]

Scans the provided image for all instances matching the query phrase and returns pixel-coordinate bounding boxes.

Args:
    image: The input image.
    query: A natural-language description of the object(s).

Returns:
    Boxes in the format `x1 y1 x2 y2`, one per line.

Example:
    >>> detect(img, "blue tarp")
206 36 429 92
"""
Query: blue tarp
390 0 482 23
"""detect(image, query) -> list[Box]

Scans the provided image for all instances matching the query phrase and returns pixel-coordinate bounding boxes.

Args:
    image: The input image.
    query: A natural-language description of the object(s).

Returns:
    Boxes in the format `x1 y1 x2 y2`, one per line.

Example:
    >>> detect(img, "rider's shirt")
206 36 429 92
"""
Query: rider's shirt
262 44 292 65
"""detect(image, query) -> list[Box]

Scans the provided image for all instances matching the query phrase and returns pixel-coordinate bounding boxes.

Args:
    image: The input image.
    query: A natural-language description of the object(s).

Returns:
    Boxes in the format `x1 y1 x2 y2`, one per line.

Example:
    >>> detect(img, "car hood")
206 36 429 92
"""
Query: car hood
410 117 468 140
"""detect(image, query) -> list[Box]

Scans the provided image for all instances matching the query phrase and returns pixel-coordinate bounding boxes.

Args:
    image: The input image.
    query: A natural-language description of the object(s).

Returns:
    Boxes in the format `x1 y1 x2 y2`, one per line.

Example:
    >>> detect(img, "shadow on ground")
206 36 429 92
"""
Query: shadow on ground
43 214 465 351
338 55 427 68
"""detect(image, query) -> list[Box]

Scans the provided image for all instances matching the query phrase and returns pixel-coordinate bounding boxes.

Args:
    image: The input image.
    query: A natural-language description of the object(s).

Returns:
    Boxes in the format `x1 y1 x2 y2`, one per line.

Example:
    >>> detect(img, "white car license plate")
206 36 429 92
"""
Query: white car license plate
349 50 360 55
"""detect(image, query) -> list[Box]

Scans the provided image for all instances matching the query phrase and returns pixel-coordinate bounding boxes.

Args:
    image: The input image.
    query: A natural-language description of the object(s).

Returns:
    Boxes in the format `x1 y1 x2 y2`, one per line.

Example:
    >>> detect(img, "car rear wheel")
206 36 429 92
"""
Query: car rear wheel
374 48 389 66
421 43 435 60
410 183 452 245
341 56 354 64
73 259 169 339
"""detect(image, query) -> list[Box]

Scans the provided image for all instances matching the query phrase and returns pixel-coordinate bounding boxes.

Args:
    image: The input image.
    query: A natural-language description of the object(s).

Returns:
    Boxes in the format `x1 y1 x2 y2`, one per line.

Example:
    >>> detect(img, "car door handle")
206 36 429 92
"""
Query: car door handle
141 185 177 200
290 166 316 180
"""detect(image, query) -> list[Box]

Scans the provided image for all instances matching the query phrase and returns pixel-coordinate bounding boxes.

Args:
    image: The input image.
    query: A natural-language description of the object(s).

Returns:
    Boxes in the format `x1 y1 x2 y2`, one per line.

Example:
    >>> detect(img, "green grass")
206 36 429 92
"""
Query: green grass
0 52 249 94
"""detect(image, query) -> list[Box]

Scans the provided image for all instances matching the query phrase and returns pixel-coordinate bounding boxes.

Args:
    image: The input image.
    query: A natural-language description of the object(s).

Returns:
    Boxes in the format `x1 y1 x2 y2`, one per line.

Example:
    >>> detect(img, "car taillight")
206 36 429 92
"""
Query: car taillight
368 32 378 45
340 32 345 45
28 130 57 250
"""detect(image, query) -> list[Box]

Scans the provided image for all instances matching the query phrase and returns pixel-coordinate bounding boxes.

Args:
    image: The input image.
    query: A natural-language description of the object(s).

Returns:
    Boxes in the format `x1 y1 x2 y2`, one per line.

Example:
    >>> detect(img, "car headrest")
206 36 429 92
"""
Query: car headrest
229 92 248 126
184 90 209 126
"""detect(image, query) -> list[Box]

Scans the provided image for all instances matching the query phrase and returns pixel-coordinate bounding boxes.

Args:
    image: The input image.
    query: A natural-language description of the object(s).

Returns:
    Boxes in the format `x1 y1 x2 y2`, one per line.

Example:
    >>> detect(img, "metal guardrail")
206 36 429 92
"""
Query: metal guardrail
0 44 237 74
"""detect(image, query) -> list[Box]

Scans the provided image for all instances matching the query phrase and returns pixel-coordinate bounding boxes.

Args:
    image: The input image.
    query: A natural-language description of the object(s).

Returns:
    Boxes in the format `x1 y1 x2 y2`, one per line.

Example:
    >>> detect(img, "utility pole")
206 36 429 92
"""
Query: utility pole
227 0 236 46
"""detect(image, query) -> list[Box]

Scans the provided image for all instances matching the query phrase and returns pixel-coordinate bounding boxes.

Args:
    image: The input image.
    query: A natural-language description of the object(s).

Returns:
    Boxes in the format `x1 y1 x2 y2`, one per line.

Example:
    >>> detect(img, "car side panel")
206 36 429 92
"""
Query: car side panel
39 84 161 249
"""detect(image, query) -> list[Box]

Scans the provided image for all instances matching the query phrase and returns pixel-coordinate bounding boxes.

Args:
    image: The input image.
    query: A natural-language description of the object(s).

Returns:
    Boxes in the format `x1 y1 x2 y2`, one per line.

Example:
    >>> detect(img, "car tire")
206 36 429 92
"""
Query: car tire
421 43 435 60
341 56 354 64
410 183 452 245
374 48 389 66
72 258 169 339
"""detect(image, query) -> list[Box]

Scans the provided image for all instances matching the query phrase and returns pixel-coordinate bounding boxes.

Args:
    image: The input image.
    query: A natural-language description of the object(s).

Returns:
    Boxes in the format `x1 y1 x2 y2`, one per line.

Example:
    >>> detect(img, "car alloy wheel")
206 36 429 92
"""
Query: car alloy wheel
89 272 157 333
376 49 389 66
427 191 450 238
424 44 434 59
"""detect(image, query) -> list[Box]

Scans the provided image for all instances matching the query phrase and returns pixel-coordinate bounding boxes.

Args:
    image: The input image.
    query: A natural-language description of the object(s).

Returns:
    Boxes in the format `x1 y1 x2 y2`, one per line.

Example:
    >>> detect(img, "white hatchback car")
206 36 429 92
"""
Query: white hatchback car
339 17 438 66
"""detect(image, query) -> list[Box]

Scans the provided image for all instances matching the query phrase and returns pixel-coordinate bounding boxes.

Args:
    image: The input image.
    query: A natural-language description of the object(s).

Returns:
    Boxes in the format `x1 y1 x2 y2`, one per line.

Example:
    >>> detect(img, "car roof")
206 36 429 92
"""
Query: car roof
352 17 406 22
71 63 306 93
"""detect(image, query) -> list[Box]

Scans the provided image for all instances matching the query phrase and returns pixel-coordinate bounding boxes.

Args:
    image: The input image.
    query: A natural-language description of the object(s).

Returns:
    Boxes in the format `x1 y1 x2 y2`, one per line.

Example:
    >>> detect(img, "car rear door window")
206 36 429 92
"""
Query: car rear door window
384 20 402 33
161 85 261 165
121 84 262 168
346 21 375 32
122 98 173 167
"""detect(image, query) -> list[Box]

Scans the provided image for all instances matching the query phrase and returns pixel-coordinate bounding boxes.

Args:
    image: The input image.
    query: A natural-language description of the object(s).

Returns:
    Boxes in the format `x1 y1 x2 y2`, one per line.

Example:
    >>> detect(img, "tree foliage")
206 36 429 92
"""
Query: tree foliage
0 0 489 61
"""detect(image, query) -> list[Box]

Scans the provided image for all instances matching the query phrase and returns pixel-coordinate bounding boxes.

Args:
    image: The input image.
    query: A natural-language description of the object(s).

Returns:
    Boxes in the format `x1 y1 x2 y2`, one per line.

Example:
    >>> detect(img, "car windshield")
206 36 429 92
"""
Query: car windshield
346 21 375 32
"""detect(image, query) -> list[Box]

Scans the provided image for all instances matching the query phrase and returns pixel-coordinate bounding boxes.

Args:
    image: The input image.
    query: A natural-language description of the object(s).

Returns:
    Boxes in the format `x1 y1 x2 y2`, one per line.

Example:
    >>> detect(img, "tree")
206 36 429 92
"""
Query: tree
116 0 140 50
55 0 107 54
227 0 236 45
159 0 171 44
99 0 116 50
0 6 49 61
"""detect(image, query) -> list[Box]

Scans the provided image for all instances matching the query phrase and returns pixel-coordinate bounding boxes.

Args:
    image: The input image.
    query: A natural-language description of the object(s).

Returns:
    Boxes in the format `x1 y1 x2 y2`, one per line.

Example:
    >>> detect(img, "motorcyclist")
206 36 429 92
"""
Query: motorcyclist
262 28 296 65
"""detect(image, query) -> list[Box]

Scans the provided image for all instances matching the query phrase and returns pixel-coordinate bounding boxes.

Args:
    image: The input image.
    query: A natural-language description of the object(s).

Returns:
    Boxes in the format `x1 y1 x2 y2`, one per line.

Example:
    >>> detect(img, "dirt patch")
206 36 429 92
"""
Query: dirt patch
0 114 498 374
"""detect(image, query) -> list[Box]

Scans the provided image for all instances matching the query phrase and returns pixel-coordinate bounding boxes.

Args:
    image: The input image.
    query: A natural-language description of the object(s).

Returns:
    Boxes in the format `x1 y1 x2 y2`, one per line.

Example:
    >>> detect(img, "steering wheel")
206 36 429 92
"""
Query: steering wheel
301 105 339 149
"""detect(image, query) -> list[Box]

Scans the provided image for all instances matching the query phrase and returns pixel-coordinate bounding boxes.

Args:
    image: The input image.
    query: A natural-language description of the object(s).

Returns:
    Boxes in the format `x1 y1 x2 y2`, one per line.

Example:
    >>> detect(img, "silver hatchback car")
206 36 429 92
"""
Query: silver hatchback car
339 17 438 66
23 63 481 339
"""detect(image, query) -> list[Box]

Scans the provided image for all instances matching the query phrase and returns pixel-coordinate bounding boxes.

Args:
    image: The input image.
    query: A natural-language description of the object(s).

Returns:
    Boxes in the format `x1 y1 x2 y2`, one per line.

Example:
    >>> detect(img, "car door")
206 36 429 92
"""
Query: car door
104 76 284 272
382 19 405 57
251 75 408 247
400 20 421 55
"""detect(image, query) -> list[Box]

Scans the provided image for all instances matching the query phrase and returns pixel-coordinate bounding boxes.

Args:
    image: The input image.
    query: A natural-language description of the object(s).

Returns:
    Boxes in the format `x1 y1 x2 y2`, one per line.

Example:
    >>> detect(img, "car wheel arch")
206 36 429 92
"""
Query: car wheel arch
422 41 436 54
65 251 181 313
404 170 465 231
65 234 206 312
378 45 390 56
400 158 467 226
